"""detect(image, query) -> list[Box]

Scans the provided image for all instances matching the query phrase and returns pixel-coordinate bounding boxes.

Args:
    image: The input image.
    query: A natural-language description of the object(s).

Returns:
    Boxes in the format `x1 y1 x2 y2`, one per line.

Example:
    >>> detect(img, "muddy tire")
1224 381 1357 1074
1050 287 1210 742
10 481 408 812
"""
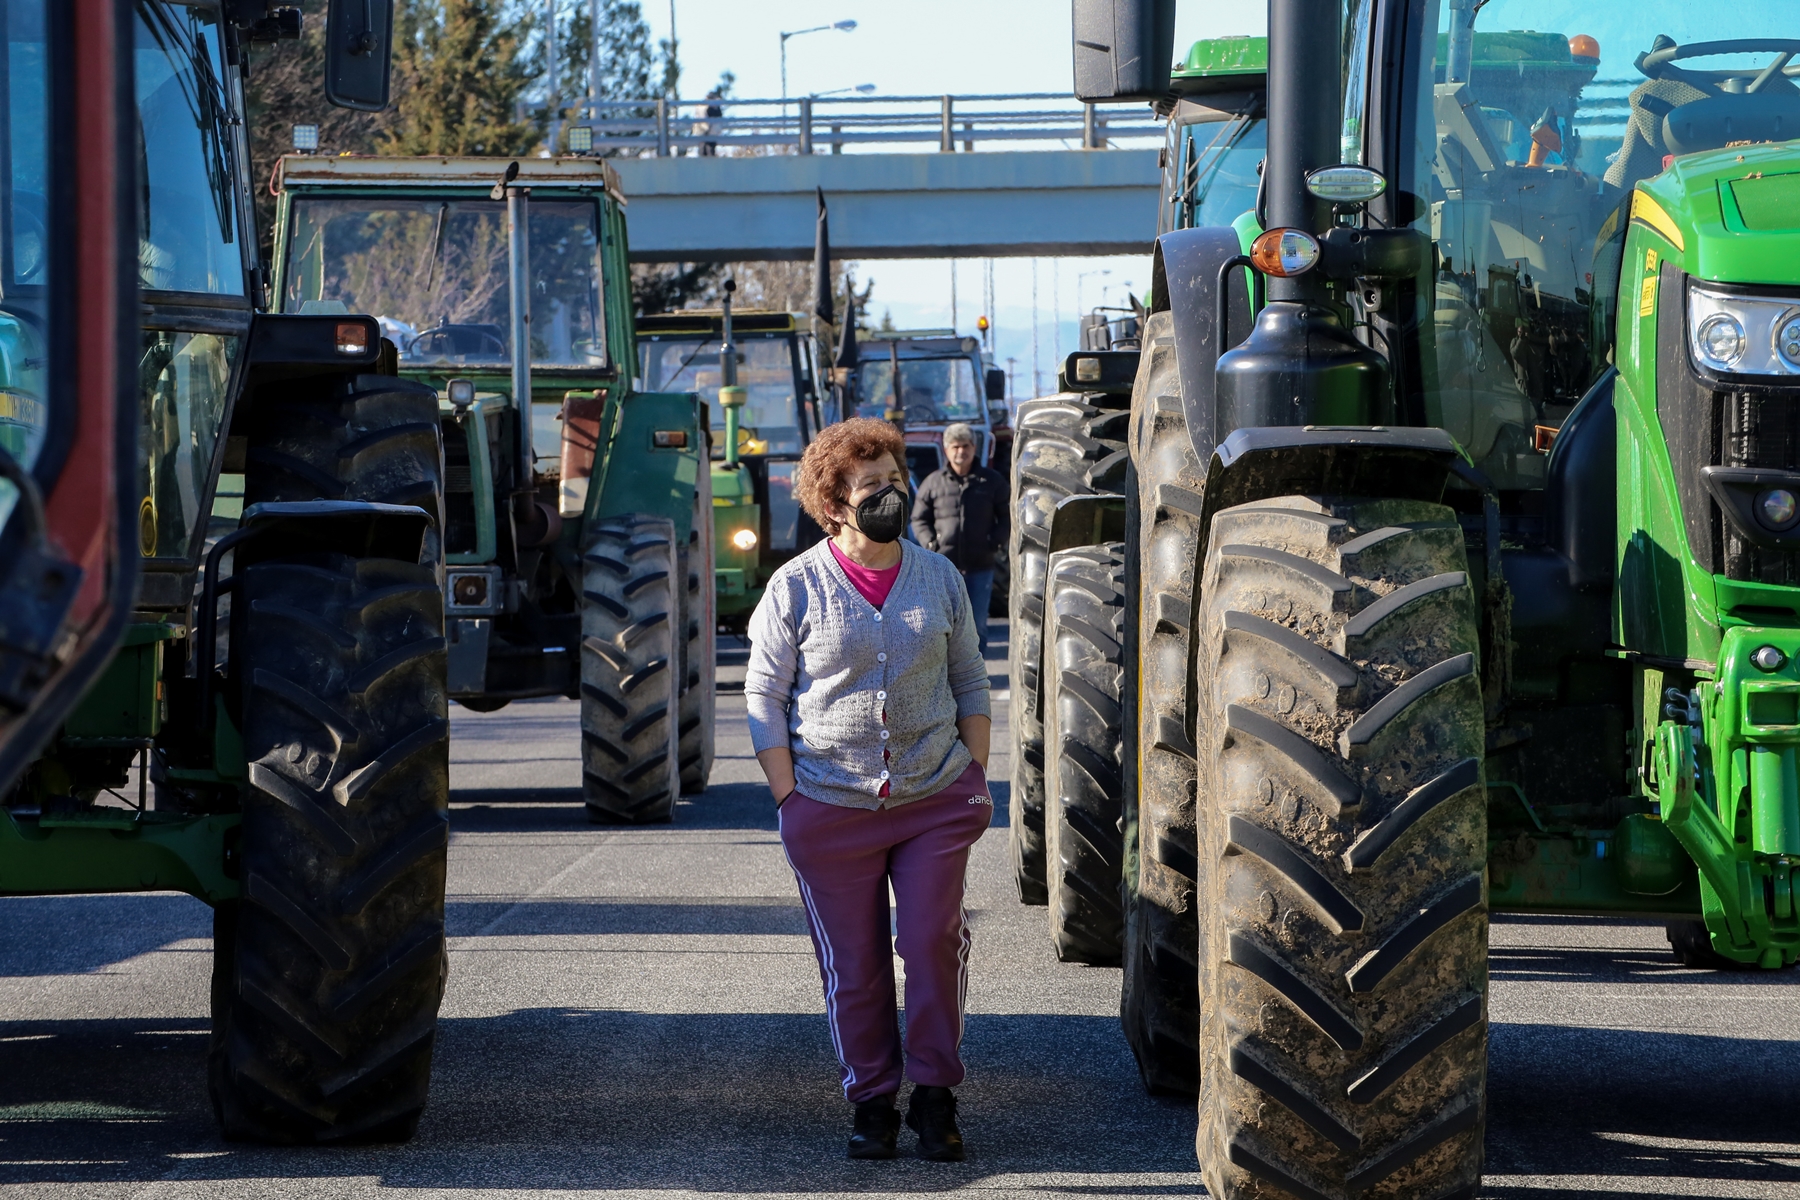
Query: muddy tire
581 515 680 823
1007 394 1129 905
212 551 449 1143
1118 313 1205 1095
240 375 446 571
678 467 716 795
1191 495 1488 1200
1043 543 1127 964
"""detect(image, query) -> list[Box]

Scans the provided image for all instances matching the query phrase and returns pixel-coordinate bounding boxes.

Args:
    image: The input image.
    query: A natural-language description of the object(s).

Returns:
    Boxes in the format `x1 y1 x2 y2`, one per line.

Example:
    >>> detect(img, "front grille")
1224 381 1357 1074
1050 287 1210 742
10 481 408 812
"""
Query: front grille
1657 267 1800 584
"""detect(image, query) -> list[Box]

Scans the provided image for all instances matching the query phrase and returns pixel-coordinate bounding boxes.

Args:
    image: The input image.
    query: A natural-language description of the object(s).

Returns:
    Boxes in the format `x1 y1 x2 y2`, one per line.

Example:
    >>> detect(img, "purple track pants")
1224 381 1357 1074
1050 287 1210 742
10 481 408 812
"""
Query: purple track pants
778 763 993 1102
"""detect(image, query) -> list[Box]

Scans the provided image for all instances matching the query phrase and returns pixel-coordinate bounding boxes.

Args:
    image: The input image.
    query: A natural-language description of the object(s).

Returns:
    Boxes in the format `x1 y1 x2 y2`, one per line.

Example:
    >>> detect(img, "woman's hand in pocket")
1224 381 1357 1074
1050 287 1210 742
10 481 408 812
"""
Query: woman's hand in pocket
757 747 798 808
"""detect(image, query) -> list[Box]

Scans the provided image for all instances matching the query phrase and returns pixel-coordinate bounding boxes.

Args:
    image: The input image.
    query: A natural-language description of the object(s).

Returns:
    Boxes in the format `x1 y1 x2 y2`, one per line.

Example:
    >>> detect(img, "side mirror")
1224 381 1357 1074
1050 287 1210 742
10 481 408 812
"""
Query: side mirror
985 367 1006 402
324 0 395 112
1071 0 1177 103
988 402 1010 427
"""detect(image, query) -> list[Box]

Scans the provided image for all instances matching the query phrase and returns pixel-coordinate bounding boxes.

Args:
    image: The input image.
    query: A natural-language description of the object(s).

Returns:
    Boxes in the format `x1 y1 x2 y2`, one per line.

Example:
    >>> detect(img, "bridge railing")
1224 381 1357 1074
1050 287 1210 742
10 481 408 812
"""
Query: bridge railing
565 93 1164 157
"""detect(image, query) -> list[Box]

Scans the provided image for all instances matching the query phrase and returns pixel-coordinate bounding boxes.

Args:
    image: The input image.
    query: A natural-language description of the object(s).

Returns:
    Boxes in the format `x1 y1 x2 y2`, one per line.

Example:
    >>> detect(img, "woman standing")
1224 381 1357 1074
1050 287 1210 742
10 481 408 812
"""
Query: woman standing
745 418 993 1162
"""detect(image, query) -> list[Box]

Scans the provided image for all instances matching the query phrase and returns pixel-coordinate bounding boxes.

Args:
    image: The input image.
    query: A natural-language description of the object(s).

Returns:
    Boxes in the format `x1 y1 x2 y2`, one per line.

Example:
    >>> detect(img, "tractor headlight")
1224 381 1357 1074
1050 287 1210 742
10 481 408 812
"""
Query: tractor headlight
1695 313 1745 369
1688 284 1800 376
731 528 758 551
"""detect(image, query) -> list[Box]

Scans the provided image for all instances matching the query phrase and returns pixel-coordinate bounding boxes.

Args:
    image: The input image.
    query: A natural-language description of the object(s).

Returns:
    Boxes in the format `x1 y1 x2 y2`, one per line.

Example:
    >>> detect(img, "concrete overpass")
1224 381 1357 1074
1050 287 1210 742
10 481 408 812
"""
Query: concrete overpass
608 150 1162 262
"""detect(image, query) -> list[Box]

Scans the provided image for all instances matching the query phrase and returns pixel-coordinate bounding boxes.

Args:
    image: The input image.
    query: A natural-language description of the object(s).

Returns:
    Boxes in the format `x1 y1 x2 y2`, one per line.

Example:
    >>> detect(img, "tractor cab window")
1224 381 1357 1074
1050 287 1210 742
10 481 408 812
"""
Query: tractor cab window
638 335 803 457
1169 110 1266 233
854 357 982 425
0 0 52 537
135 1 244 296
282 197 608 369
1400 0 1798 489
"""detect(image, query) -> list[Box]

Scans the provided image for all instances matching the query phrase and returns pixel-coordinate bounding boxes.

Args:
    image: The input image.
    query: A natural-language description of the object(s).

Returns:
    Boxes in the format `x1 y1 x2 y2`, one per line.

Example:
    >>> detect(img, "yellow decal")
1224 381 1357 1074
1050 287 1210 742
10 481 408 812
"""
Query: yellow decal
1639 247 1659 317
0 389 45 428
1631 190 1686 252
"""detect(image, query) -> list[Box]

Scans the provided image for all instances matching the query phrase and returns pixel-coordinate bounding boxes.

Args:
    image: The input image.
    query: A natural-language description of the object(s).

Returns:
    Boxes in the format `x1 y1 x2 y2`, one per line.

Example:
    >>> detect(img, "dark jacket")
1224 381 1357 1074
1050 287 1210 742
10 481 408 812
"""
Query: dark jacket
911 463 1008 572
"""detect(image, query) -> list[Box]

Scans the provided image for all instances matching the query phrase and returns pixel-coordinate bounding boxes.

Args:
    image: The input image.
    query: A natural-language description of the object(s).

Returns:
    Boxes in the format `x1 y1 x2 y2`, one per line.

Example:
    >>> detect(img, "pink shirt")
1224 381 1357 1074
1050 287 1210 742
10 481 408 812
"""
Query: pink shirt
829 540 902 610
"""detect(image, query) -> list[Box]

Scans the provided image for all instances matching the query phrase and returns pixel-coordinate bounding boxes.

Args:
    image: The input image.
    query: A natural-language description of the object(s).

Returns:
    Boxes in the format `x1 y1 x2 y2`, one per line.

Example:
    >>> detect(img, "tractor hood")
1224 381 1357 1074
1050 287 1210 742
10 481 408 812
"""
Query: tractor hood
1635 142 1800 285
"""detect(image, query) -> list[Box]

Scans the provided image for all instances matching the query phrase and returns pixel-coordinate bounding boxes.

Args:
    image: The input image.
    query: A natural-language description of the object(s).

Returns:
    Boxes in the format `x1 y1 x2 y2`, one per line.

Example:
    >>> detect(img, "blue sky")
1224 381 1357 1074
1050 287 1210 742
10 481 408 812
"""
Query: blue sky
615 1 1265 394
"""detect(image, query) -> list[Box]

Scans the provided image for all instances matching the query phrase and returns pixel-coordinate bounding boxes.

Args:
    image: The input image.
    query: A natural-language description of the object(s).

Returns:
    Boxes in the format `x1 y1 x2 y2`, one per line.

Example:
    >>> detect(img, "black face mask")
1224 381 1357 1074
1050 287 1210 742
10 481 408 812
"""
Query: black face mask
851 484 910 544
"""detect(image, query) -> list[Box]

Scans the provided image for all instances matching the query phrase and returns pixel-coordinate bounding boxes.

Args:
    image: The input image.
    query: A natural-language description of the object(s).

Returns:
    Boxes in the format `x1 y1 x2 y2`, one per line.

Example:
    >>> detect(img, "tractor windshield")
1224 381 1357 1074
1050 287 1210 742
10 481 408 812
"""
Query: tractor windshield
638 335 804 456
135 1 244 296
1396 0 1800 488
281 197 607 369
854 357 982 425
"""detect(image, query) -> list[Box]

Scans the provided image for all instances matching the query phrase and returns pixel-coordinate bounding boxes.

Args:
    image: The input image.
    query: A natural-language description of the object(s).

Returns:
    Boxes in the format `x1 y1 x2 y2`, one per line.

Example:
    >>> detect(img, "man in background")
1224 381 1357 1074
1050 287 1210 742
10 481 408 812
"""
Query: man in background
911 423 1007 655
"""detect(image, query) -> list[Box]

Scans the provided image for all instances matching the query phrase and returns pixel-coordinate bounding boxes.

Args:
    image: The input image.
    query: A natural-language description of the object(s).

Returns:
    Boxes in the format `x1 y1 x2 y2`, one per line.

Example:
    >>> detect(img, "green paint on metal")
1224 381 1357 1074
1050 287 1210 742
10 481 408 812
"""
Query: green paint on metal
60 623 178 746
1651 626 1800 966
0 809 239 904
1729 173 1800 233
586 391 702 541
441 395 498 565
1638 143 1800 285
1175 35 1266 78
1486 826 1702 916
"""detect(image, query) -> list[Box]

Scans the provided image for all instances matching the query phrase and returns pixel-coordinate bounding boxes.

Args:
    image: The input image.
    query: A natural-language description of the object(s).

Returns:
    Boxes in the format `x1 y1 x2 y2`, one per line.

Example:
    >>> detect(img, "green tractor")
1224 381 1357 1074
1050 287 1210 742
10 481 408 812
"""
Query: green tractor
272 155 713 821
1009 1 1800 1193
0 1 454 1142
635 300 828 632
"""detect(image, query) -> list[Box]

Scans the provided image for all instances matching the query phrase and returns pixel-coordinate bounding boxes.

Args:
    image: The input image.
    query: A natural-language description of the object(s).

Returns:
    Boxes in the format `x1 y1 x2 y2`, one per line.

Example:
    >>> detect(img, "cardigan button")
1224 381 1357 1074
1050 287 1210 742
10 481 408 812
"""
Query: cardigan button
876 690 887 700
877 652 887 662
880 770 890 780
873 612 882 622
880 730 890 740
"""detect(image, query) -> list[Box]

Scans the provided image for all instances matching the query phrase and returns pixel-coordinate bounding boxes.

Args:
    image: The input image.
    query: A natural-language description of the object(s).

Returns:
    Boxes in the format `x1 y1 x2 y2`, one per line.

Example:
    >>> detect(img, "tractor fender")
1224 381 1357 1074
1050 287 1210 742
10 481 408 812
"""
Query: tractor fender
1545 368 1617 590
1196 425 1465 555
1148 226 1253 472
233 499 436 570
1048 492 1126 555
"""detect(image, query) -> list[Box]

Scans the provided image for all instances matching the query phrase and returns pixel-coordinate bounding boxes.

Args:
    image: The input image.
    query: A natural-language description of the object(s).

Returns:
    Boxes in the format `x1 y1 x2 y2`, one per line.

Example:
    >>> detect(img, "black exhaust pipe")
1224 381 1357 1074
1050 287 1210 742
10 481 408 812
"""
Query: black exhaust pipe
1215 0 1389 429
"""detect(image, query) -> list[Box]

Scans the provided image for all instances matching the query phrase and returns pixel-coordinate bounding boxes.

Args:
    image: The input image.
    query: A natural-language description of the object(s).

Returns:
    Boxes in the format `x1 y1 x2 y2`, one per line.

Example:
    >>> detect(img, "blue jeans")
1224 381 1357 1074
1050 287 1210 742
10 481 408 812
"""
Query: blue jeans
960 569 994 657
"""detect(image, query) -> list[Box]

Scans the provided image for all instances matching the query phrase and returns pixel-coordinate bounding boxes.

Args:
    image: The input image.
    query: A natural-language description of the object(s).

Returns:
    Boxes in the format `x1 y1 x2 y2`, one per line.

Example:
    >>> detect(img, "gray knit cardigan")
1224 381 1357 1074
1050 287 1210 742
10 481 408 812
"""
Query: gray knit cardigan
744 539 990 810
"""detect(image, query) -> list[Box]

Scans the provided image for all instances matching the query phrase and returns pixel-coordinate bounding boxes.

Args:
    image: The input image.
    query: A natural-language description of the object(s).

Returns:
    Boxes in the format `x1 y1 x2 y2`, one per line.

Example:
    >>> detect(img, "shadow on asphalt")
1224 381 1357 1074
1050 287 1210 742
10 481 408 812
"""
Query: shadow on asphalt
0 1010 1196 1192
1484 1021 1800 1198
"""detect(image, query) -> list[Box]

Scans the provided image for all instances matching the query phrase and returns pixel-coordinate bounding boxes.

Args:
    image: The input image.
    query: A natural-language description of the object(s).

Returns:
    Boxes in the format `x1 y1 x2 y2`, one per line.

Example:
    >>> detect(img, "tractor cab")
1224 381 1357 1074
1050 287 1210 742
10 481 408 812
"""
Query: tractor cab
850 333 1008 484
635 308 824 628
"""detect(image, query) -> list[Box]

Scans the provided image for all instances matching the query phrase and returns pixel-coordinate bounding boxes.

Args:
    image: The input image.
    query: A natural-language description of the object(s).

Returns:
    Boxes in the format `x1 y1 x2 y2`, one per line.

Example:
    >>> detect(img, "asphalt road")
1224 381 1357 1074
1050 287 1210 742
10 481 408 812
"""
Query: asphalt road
0 623 1795 1198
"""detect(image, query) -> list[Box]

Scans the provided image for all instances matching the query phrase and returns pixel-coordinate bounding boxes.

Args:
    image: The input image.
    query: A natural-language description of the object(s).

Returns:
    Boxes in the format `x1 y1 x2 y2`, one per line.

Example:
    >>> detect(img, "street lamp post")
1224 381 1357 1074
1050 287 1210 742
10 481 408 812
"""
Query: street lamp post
780 20 857 120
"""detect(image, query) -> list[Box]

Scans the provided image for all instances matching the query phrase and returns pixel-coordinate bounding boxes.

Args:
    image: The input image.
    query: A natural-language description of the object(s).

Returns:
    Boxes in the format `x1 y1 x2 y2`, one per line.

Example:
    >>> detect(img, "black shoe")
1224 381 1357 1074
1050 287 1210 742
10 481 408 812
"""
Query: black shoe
848 1095 900 1160
905 1085 965 1162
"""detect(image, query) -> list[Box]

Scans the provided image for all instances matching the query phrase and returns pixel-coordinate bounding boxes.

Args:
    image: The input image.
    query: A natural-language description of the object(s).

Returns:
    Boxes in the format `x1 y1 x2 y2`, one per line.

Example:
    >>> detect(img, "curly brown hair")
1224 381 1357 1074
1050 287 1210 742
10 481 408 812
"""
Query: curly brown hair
794 417 908 536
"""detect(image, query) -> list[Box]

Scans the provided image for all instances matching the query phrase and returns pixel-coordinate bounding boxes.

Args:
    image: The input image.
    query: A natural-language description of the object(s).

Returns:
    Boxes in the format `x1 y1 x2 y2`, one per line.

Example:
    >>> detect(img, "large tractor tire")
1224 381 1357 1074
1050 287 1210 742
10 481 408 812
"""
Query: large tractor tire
1191 495 1489 1200
1121 312 1203 1094
240 374 446 571
1042 543 1127 964
213 550 449 1142
678 463 716 795
581 514 681 823
1007 394 1129 905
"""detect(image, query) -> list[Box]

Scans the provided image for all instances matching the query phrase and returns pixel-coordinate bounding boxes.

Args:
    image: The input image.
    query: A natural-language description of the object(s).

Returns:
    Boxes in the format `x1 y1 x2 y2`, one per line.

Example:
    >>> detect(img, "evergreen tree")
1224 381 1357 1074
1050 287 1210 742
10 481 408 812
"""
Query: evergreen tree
382 0 541 157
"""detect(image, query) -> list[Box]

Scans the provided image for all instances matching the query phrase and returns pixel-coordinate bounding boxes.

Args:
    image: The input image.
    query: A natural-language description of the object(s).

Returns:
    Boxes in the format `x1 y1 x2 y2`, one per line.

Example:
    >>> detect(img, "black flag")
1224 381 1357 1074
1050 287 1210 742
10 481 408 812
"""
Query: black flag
836 283 859 368
812 187 834 325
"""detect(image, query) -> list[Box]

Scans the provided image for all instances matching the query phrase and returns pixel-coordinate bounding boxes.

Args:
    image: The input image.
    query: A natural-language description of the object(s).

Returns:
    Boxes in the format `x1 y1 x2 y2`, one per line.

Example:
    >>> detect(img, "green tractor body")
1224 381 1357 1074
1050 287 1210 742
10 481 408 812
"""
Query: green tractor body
4 2 459 1143
271 156 714 817
634 307 826 629
1022 5 1800 1193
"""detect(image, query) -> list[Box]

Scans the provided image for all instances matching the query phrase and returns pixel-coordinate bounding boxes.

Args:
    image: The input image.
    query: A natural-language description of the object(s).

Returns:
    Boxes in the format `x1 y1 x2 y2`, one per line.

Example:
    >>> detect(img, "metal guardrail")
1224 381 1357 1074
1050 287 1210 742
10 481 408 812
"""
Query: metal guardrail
565 93 1164 157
